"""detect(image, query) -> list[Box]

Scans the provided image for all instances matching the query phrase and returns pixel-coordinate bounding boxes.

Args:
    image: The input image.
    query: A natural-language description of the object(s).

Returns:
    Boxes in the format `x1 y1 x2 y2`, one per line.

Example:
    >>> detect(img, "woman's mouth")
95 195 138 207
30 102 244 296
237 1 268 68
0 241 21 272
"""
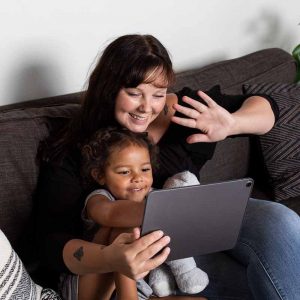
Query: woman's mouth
129 113 148 122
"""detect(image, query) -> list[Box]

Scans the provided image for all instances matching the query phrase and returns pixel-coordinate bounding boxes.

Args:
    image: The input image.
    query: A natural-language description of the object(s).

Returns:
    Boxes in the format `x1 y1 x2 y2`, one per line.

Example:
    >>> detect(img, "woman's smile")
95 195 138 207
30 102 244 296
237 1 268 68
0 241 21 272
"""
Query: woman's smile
129 112 148 122
115 80 167 132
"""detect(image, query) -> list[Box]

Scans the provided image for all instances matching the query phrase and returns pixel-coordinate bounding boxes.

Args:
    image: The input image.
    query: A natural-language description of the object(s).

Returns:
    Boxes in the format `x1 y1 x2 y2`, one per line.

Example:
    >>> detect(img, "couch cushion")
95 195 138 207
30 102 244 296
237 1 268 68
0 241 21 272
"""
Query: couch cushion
170 48 296 94
243 82 300 201
200 137 250 183
0 104 79 248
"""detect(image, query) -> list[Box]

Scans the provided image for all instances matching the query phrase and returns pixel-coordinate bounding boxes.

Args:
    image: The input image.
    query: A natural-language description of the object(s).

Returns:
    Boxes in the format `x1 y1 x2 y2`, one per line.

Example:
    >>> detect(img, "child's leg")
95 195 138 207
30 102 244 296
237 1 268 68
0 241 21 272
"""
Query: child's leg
78 273 115 300
109 228 153 300
114 272 139 300
77 227 115 300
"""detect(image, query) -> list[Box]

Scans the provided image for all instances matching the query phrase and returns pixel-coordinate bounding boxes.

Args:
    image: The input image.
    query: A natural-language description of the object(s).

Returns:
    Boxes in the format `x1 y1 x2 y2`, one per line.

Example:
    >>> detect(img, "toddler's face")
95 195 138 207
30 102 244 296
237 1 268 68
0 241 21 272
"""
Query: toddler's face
99 145 153 202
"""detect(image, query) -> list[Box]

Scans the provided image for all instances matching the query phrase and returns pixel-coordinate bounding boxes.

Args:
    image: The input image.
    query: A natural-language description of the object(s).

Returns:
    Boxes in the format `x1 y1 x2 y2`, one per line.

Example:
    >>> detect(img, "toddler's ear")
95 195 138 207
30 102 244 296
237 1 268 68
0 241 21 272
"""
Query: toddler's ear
91 168 105 185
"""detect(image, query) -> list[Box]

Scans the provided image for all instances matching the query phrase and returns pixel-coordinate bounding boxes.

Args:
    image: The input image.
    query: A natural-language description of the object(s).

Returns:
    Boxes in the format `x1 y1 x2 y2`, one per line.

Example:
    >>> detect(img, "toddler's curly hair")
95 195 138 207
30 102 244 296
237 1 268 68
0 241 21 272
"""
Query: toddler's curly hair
81 127 158 185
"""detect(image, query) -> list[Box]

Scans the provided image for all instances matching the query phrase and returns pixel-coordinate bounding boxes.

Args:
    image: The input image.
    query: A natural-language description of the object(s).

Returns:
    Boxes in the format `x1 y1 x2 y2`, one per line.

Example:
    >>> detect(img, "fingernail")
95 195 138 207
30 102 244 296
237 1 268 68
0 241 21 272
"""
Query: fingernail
156 230 164 237
164 236 171 243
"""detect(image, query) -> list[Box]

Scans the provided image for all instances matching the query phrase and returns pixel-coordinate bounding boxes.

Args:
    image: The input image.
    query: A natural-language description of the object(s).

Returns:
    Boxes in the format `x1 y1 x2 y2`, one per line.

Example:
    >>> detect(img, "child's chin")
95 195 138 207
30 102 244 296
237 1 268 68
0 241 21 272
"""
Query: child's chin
132 195 147 202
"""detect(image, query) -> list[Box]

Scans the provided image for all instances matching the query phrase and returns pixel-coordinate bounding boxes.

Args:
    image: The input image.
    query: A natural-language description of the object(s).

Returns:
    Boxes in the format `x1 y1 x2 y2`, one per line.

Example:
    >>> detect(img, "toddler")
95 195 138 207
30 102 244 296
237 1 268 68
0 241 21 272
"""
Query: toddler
79 127 208 299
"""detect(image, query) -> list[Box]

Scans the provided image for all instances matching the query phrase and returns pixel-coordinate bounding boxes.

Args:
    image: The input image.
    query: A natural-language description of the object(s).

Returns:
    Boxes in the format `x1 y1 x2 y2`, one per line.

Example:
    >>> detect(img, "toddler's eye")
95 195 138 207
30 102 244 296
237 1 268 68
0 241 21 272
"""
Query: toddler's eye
142 168 151 172
117 170 129 175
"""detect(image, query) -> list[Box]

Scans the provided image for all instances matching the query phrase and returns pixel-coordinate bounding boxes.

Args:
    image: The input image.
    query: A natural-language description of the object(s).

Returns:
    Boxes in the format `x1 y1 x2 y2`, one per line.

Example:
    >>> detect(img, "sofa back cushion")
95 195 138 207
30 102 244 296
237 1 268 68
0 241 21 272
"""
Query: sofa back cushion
243 82 300 201
0 47 296 250
0 104 79 248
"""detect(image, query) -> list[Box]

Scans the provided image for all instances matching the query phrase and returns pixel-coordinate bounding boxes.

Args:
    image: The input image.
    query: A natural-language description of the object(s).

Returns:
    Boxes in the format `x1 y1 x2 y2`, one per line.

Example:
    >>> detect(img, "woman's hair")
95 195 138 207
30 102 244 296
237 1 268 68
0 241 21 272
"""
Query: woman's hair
42 34 174 162
81 127 158 186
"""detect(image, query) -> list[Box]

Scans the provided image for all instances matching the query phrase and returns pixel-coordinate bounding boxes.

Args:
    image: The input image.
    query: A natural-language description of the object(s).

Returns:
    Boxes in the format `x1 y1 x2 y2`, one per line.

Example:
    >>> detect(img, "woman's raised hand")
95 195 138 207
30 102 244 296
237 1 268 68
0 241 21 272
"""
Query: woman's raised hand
171 91 235 143
103 228 170 280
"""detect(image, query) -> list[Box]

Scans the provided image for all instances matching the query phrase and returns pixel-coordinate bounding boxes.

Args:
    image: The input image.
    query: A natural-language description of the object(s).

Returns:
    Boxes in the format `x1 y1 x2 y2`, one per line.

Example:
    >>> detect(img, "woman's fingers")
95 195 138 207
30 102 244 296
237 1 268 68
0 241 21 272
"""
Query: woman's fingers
135 247 171 280
173 90 218 118
186 133 211 144
181 90 217 111
119 229 170 257
132 227 141 240
171 91 215 127
132 230 165 250
113 230 137 245
197 90 217 108
136 235 170 261
113 230 170 279
171 90 236 143
130 232 170 278
173 102 202 118
171 115 197 128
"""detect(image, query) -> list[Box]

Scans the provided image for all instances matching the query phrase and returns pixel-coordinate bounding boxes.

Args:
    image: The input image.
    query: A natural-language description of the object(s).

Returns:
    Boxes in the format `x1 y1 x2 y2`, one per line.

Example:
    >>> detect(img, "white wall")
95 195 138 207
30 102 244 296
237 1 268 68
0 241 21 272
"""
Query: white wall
1 0 299 105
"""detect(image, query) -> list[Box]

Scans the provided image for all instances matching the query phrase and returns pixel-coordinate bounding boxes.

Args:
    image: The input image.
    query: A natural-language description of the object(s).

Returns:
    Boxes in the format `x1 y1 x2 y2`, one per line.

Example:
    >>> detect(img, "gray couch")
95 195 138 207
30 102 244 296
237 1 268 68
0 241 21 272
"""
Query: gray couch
0 48 299 284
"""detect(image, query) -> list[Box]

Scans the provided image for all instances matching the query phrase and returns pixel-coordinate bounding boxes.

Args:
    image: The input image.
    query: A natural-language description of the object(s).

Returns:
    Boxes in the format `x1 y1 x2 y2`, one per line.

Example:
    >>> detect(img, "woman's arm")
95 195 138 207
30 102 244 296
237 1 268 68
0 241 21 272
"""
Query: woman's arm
86 194 145 227
63 228 171 279
230 95 275 135
171 90 275 144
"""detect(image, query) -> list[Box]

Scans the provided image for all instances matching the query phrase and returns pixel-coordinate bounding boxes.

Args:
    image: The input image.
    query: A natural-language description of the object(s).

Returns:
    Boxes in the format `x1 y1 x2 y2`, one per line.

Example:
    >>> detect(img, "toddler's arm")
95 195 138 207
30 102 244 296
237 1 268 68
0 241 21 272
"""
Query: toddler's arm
86 193 145 227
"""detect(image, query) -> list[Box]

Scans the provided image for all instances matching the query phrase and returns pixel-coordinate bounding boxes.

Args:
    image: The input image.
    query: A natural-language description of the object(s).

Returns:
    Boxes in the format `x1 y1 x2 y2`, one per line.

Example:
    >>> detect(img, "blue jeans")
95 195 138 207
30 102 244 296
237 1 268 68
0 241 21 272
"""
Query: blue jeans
183 198 300 300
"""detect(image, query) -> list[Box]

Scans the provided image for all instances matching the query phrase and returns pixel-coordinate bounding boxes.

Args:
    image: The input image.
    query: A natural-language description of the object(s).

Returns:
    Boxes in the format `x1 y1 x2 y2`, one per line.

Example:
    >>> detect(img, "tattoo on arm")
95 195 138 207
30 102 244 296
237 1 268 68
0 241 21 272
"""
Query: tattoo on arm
163 104 169 115
73 246 84 261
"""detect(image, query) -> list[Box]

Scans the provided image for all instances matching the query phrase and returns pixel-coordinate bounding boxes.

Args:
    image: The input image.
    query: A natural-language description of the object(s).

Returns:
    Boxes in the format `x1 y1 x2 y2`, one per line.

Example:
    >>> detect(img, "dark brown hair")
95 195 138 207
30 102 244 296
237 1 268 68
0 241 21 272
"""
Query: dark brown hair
43 34 174 162
81 127 158 185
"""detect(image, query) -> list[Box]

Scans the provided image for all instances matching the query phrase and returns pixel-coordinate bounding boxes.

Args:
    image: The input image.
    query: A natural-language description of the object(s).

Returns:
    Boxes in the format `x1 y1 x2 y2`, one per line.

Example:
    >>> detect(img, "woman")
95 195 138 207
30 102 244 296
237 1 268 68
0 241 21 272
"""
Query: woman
34 34 300 300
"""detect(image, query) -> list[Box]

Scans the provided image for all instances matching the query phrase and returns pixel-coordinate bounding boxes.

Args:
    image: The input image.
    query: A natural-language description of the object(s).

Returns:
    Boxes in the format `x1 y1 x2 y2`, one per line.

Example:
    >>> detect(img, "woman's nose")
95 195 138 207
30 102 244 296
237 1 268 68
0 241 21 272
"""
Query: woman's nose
138 98 151 113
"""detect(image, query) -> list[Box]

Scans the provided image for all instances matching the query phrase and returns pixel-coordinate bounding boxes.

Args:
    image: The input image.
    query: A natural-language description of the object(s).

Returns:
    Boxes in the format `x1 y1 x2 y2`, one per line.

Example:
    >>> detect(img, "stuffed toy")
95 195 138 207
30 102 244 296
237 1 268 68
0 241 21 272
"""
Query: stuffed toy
148 171 209 297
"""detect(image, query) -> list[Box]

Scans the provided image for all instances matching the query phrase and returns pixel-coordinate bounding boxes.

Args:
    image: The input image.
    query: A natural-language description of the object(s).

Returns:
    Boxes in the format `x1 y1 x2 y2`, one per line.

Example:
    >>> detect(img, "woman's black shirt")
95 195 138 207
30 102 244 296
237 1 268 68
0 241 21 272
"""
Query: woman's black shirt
34 86 279 286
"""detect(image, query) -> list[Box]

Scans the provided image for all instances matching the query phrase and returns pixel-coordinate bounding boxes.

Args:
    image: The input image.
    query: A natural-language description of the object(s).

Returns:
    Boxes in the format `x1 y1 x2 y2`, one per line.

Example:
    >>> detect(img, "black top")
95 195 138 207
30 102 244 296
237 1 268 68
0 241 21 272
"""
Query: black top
33 86 279 287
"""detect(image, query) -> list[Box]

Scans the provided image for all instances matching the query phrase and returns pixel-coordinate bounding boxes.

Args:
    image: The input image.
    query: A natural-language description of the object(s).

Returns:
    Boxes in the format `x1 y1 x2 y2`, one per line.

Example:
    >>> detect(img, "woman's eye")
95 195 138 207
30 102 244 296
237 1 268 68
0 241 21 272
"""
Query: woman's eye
153 95 166 100
128 92 140 97
142 168 151 172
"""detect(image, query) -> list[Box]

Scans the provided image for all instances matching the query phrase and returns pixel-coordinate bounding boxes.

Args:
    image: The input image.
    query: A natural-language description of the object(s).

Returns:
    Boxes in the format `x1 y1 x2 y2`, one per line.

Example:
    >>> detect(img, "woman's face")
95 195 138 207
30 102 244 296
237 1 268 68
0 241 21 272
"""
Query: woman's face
115 77 167 133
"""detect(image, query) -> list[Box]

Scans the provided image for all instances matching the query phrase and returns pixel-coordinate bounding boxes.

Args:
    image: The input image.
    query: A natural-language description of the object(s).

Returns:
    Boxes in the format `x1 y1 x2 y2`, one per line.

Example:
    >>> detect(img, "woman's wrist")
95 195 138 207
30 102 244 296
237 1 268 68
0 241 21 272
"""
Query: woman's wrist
228 113 241 136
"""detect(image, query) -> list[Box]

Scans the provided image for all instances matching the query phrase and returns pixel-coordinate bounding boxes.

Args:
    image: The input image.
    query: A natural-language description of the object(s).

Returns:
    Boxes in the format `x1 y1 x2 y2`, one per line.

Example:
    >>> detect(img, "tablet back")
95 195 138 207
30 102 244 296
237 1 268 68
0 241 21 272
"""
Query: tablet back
141 178 253 261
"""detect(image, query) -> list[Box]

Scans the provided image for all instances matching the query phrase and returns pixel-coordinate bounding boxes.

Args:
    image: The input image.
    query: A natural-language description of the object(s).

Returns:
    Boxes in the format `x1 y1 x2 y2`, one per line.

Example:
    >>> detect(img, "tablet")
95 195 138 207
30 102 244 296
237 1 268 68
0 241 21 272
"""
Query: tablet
141 178 253 261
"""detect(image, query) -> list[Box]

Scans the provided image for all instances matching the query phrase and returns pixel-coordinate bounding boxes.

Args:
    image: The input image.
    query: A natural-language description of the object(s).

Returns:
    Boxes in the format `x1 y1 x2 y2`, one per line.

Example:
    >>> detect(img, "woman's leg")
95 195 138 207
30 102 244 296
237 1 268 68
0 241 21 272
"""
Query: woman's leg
228 198 300 300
